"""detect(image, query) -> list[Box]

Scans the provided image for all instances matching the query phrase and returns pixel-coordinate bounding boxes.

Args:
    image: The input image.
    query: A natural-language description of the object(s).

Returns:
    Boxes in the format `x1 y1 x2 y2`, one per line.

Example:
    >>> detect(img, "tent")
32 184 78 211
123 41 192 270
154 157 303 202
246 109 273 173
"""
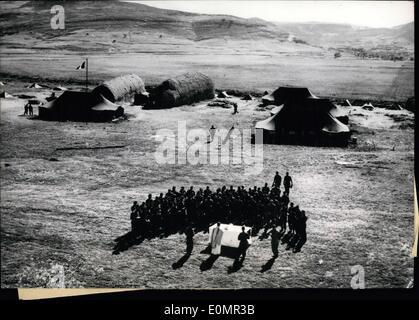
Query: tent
53 86 68 91
27 83 45 89
93 74 147 103
255 87 351 147
362 102 374 111
270 105 283 116
0 91 14 99
38 91 123 122
90 95 124 121
262 86 316 106
148 72 214 109
208 223 252 255
242 94 253 100
218 91 230 98
133 91 150 106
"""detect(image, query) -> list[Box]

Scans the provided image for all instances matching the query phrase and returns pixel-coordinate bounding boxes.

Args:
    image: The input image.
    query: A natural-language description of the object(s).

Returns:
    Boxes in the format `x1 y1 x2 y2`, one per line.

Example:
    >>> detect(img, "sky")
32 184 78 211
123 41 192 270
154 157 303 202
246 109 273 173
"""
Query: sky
133 1 414 28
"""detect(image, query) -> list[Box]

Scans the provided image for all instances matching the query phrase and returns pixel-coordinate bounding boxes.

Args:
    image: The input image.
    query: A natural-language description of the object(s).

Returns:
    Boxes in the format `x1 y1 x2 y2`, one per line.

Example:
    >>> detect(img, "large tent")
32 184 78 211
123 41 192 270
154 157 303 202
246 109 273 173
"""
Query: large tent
92 74 147 103
148 72 215 109
256 87 351 147
208 223 252 255
38 91 123 122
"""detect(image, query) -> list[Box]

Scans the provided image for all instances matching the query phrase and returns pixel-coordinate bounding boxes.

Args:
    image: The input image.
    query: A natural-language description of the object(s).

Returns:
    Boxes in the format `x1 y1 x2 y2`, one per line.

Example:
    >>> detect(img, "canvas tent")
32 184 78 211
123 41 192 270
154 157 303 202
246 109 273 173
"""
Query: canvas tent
362 102 374 110
27 83 45 89
93 74 147 103
133 91 150 106
262 87 316 106
53 86 68 91
38 91 123 122
218 91 230 98
148 72 215 109
0 91 14 99
208 223 252 255
256 87 351 147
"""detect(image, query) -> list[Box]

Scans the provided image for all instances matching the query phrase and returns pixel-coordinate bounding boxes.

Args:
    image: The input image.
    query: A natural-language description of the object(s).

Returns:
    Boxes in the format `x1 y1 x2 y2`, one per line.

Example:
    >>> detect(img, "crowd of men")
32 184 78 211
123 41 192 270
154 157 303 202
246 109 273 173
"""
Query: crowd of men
126 172 307 255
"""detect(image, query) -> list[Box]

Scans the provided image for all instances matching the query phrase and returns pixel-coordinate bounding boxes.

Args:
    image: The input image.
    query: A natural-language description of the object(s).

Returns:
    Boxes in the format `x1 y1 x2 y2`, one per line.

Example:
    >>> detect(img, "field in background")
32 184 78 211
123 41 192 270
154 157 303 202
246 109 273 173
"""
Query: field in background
0 40 414 102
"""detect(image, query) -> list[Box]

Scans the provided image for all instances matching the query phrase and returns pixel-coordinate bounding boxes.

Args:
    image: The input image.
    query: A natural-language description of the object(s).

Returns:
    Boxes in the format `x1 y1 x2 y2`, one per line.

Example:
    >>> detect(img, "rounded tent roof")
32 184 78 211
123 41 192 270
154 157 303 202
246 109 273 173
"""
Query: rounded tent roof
93 74 146 102
152 72 214 109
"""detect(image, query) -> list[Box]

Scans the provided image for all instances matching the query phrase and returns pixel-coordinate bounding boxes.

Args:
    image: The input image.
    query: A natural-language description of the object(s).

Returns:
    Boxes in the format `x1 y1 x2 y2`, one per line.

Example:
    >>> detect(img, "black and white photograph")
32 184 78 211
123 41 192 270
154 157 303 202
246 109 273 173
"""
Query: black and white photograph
0 0 415 291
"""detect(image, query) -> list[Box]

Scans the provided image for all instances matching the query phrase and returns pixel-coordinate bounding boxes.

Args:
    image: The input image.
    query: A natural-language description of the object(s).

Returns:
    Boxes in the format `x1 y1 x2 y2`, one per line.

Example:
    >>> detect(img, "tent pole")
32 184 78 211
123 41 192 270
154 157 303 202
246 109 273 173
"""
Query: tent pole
86 58 88 92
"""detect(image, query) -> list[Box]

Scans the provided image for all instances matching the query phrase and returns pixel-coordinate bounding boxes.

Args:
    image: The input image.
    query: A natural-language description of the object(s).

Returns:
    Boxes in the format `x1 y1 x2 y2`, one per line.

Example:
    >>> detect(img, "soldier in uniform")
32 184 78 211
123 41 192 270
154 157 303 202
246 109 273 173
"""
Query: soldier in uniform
237 226 250 261
185 226 194 254
283 172 293 196
272 171 282 189
270 226 281 257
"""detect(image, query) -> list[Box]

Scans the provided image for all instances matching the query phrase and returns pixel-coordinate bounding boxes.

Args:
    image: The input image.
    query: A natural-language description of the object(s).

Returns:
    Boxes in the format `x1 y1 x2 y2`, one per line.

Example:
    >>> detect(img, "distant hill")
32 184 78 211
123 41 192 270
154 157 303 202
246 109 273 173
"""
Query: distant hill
0 0 414 51
274 22 414 49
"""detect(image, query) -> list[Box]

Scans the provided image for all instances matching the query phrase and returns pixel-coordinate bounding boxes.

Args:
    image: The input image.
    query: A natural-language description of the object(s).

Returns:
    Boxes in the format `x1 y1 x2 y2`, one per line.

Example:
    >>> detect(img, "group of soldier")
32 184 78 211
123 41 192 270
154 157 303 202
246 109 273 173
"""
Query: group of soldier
128 171 308 257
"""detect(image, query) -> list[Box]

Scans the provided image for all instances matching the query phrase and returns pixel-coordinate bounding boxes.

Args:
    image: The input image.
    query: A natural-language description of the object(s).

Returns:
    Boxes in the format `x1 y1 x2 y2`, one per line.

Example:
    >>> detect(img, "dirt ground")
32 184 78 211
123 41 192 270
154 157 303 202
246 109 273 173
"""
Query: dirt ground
0 85 415 288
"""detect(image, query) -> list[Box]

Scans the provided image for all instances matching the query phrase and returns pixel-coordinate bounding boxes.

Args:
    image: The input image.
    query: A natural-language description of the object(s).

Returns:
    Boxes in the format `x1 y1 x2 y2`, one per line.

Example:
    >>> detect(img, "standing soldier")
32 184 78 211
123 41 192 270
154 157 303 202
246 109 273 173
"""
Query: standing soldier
130 201 139 232
283 172 293 196
28 103 33 116
233 102 238 114
279 205 287 233
294 210 308 253
272 171 282 189
237 226 250 262
185 226 194 254
24 102 29 115
288 203 295 234
270 226 281 258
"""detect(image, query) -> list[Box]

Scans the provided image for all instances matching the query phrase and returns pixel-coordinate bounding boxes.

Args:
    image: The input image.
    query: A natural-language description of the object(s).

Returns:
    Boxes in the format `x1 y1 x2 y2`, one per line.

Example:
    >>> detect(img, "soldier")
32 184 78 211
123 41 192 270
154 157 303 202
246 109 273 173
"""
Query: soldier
24 102 29 115
288 203 295 234
270 227 281 257
186 186 195 198
281 192 289 207
279 205 287 233
185 226 194 254
272 171 282 189
28 103 33 116
283 172 293 196
237 226 250 261
204 186 211 197
130 201 139 232
232 102 238 114
171 186 178 196
262 183 270 194
294 210 308 253
145 194 153 208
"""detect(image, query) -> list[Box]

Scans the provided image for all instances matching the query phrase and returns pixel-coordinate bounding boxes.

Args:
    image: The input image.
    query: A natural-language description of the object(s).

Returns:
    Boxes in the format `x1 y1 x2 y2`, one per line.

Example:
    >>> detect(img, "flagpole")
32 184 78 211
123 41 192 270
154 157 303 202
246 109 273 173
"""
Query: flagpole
86 58 88 92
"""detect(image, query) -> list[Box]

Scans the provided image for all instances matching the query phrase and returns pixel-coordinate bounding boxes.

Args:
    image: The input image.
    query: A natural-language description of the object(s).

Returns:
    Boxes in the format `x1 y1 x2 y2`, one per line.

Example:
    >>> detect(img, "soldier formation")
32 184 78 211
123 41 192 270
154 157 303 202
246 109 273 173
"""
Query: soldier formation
127 172 308 255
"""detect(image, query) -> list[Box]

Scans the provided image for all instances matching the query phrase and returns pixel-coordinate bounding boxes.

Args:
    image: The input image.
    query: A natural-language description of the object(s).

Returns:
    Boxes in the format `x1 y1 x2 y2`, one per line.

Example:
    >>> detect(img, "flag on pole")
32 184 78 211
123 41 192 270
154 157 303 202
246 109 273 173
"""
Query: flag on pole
76 60 86 70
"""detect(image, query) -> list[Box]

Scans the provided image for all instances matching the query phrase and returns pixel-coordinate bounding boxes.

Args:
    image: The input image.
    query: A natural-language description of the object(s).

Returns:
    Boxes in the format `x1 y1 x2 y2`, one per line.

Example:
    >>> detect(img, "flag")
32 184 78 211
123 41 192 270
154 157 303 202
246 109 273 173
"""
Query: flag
76 60 86 70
